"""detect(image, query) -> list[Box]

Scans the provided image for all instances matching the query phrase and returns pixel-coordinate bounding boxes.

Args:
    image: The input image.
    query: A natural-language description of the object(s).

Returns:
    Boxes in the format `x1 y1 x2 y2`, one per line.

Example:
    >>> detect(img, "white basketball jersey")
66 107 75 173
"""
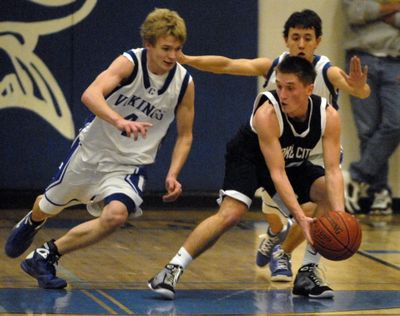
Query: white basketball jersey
79 48 191 171
263 52 338 109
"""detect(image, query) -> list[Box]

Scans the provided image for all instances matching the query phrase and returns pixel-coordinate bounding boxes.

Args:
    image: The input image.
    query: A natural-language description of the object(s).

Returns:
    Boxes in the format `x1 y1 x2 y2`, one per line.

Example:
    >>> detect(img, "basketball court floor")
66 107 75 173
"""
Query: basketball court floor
1 207 399 315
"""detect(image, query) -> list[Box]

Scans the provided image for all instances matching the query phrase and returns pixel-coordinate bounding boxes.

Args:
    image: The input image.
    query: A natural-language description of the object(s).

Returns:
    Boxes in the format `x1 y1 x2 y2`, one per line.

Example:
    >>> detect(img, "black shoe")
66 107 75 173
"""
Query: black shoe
292 264 334 299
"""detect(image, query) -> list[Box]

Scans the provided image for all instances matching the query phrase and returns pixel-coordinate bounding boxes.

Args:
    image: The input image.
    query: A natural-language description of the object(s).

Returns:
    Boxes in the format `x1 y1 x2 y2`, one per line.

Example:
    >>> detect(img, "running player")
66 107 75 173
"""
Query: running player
4 8 195 289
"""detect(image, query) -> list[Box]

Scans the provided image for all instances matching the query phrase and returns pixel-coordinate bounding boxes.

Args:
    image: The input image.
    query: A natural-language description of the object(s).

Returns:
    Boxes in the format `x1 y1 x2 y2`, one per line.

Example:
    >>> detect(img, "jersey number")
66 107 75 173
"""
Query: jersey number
121 113 138 137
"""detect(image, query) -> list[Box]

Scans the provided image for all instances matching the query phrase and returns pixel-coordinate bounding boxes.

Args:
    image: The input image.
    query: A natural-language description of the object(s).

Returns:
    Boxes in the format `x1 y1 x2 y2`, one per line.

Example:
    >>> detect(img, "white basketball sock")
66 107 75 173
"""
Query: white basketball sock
302 243 321 266
170 247 192 269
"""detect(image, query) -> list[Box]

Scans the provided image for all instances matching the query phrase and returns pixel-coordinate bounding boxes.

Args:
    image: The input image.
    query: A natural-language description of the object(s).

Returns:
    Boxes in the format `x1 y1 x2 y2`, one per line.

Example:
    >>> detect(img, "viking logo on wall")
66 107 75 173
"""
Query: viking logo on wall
0 0 97 140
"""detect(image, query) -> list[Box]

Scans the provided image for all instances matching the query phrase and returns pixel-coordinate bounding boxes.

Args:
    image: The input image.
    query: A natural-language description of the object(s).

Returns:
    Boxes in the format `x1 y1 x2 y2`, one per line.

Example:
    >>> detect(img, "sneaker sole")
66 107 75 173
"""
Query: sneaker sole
20 261 67 289
147 282 175 300
309 290 334 299
271 275 292 282
293 289 334 299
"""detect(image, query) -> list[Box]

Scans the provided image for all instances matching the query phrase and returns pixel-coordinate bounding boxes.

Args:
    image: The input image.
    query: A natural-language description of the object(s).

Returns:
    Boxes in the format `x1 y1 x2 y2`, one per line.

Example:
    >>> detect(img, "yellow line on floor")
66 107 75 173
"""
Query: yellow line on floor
96 289 134 314
81 289 117 315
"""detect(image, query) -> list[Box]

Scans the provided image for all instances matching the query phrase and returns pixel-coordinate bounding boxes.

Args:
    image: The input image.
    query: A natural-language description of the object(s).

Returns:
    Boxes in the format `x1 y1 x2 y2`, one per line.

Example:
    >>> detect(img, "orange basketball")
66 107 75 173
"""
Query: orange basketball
311 211 362 261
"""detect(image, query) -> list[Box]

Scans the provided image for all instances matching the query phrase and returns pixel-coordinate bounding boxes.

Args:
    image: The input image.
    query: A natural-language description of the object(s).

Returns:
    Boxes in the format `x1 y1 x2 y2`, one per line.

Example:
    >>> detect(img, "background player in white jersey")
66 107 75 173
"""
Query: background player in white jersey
149 56 345 300
4 8 195 289
175 9 370 295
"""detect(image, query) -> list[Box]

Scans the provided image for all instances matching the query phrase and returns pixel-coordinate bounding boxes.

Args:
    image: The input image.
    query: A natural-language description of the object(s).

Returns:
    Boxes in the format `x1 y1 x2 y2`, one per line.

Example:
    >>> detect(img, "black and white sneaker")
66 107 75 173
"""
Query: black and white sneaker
370 189 393 215
148 264 183 300
343 171 368 214
292 264 334 299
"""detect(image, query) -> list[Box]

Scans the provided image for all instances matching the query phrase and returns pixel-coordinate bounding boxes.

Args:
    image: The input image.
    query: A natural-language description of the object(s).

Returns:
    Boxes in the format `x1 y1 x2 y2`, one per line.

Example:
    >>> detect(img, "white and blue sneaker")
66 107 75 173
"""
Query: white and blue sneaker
21 240 67 289
5 211 46 258
256 219 292 267
269 246 292 282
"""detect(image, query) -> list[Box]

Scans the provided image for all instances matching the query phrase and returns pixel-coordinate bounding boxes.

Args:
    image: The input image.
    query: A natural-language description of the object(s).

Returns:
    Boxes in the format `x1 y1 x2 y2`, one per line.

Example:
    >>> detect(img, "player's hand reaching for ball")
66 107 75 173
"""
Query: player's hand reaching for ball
296 215 316 246
116 118 152 140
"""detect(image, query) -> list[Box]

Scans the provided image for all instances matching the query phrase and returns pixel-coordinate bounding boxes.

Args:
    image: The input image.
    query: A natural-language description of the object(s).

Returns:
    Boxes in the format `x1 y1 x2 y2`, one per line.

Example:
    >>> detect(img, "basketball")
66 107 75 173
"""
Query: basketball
311 211 362 261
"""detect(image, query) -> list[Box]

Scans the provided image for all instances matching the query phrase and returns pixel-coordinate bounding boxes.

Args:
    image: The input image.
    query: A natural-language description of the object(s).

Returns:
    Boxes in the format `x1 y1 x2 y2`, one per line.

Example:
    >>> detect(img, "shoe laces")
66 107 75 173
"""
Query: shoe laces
47 253 60 266
306 264 327 286
38 241 61 268
258 232 280 255
17 212 33 228
46 259 58 275
19 211 46 230
34 248 60 276
164 265 183 287
273 250 291 270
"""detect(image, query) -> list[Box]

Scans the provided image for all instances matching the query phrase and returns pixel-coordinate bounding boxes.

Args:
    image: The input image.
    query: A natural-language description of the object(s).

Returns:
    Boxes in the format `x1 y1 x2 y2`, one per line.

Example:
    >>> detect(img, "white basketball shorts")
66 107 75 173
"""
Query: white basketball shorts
39 141 145 217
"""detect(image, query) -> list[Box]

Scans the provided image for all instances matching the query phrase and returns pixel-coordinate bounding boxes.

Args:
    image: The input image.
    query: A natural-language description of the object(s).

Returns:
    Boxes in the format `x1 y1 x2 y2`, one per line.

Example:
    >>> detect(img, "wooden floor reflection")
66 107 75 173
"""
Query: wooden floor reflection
1 207 399 315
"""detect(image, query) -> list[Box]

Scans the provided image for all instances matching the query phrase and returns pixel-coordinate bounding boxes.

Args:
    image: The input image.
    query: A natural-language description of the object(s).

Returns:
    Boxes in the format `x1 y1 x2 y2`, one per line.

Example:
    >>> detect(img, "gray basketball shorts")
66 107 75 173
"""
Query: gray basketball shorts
39 142 146 217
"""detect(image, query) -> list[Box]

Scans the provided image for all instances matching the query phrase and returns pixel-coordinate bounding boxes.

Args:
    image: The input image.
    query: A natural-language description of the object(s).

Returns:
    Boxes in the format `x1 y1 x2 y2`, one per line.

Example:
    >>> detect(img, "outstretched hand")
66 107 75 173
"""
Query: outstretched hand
162 177 182 202
296 215 316 246
340 56 368 90
115 118 152 140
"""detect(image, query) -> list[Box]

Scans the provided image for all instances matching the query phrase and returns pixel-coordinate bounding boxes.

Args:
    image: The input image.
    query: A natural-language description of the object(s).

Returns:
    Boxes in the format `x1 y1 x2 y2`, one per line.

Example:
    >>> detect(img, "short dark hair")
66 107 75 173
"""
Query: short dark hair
283 9 322 38
276 56 316 85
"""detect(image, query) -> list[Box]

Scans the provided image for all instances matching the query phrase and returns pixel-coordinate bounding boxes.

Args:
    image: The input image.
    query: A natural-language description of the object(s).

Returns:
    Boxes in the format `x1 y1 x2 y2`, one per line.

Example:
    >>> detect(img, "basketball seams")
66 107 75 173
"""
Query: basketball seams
315 216 351 259
312 211 361 261
348 219 362 252
319 214 348 248
336 211 351 246
338 212 362 253
313 219 347 259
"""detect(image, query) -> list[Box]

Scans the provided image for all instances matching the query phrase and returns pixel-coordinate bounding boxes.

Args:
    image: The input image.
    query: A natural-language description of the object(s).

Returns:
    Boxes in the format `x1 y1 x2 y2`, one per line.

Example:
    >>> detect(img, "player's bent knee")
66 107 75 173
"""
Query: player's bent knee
101 212 128 229
220 212 241 228
101 201 129 228
218 198 247 228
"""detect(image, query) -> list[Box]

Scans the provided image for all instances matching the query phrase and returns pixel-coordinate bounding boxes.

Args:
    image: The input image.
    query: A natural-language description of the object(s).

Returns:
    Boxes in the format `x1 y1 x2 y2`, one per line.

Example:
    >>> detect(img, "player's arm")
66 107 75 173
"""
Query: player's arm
327 56 370 99
178 53 272 77
322 105 345 212
162 80 195 202
81 55 152 140
253 103 313 243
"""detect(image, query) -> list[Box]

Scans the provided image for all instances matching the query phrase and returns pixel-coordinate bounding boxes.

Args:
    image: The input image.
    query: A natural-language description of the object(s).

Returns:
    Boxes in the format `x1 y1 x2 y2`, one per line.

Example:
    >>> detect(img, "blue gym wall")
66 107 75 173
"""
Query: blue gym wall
0 0 257 193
